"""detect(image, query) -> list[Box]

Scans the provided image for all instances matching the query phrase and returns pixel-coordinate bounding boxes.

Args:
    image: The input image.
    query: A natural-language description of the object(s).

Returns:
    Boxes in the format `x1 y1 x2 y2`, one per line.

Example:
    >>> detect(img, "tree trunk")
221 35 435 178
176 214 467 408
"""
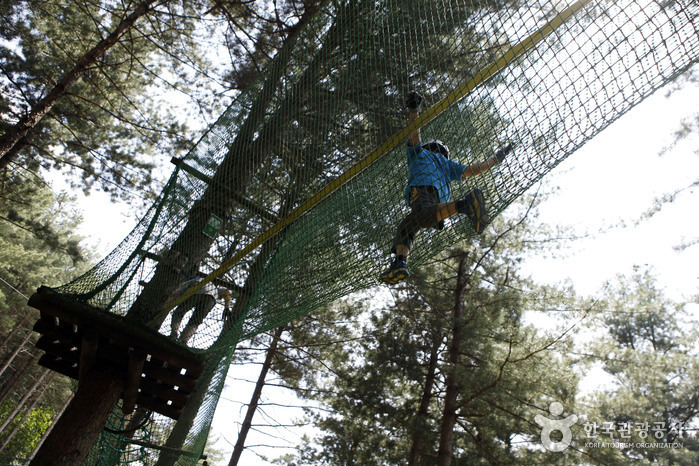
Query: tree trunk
148 34 334 454
28 2 335 463
436 253 470 466
129 0 348 326
0 352 39 407
154 351 224 466
0 368 50 433
26 393 74 464
408 340 440 466
126 21 303 325
0 0 160 168
30 365 125 466
0 372 54 452
0 329 33 380
0 316 30 360
228 325 285 466
156 232 290 465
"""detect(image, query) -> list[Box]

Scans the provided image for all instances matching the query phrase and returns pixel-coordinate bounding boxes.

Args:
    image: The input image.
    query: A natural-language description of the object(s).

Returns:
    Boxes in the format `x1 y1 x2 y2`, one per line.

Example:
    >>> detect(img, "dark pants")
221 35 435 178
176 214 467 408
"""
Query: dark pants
171 294 216 333
392 186 443 254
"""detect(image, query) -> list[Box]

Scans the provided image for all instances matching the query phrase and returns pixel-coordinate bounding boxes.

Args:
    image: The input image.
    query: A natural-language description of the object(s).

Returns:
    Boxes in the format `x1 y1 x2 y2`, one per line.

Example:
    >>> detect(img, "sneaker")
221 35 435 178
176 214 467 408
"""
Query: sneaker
379 259 409 284
458 188 489 234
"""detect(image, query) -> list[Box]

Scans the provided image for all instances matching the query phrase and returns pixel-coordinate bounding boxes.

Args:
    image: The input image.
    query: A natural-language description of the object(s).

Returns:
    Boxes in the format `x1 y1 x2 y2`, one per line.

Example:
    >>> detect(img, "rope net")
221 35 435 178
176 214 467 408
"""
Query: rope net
42 0 697 463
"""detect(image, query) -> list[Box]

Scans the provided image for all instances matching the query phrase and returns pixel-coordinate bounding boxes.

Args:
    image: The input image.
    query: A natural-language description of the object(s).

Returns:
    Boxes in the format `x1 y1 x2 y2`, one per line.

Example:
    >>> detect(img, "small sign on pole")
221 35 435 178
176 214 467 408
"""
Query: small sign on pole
203 214 223 238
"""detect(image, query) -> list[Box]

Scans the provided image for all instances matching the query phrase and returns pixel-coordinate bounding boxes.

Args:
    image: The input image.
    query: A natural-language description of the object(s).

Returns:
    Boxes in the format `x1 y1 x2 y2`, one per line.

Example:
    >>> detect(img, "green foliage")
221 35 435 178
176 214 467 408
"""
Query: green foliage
578 268 699 464
0 170 89 462
0 170 92 330
271 195 588 464
198 434 227 465
269 227 698 466
0 402 55 459
0 0 227 202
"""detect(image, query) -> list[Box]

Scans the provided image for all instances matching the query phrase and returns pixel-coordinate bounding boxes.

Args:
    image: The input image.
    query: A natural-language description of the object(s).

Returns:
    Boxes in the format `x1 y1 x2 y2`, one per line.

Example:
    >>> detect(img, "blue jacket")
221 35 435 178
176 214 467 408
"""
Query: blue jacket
405 141 466 205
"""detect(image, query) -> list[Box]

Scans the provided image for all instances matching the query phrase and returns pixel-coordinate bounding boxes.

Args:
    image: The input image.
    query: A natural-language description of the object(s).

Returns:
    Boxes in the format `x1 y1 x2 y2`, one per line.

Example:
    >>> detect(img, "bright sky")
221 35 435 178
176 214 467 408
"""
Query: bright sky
520 75 698 304
60 67 698 465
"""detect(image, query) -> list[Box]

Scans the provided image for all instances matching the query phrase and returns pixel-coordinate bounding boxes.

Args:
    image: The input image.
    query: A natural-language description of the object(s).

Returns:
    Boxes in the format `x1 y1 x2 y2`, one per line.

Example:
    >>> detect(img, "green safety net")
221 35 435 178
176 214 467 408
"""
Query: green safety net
39 0 698 463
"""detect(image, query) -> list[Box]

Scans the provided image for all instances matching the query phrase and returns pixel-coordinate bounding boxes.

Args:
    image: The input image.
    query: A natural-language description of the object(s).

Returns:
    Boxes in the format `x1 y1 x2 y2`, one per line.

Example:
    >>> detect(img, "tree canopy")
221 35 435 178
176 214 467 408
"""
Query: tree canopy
0 1 696 464
0 170 91 461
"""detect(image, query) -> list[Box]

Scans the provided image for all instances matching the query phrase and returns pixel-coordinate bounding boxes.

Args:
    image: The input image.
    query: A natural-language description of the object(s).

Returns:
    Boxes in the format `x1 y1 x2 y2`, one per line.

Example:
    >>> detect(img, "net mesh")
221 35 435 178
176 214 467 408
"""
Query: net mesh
39 0 698 463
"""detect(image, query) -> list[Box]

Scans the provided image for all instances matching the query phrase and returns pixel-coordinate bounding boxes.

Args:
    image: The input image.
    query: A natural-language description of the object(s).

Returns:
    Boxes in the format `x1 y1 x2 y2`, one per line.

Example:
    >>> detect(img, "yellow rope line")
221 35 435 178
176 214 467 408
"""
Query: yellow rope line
152 0 593 322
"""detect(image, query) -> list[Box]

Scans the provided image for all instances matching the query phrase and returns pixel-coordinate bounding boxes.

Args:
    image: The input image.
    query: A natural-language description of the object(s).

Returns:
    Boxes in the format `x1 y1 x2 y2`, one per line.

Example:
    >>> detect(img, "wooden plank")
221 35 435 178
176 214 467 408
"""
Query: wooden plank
29 287 204 372
33 318 80 347
139 377 189 407
37 354 78 379
143 361 197 392
135 394 183 420
29 287 207 421
38 311 57 329
35 337 79 363
122 348 146 415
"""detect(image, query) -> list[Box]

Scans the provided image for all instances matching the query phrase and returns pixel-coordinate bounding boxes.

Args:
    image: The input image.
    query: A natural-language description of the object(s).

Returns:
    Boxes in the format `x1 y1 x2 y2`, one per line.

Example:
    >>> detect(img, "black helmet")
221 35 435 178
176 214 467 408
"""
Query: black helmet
423 140 450 159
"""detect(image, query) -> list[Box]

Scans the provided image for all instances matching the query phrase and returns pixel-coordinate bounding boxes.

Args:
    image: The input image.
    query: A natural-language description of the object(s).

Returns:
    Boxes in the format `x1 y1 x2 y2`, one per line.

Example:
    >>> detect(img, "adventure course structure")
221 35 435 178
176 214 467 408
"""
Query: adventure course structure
18 0 697 464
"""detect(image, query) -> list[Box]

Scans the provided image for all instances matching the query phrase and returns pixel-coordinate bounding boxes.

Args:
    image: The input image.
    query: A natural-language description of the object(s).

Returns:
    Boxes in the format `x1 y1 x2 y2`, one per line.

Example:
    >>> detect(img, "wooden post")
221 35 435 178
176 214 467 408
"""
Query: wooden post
78 328 99 385
122 347 146 415
29 365 125 466
27 287 205 464
0 368 50 433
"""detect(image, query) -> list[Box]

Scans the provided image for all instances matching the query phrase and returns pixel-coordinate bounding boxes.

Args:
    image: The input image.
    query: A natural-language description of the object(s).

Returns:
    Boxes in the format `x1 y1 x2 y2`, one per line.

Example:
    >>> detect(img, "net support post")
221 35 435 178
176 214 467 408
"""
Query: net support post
170 157 213 184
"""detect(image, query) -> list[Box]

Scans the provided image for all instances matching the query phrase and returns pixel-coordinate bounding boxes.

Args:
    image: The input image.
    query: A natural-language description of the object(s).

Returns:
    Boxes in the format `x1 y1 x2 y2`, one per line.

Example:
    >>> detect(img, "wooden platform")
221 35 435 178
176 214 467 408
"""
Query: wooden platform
29 287 205 420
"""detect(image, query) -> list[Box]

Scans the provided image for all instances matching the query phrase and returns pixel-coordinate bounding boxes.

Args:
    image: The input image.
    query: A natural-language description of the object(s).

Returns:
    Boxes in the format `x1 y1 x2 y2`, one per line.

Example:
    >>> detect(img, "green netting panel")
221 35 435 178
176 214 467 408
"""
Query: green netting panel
42 0 697 463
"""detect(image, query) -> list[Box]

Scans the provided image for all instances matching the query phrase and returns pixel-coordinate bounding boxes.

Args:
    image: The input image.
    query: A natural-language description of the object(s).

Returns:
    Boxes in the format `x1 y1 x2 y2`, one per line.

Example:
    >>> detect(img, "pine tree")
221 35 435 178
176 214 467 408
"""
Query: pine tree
274 193 587 464
0 1 232 201
579 268 698 464
0 171 91 461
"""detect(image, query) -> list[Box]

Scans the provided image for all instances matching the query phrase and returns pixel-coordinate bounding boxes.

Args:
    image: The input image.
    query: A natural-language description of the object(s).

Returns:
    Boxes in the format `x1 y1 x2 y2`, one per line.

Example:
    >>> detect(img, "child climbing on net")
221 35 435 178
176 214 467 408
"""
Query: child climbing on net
379 91 511 285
